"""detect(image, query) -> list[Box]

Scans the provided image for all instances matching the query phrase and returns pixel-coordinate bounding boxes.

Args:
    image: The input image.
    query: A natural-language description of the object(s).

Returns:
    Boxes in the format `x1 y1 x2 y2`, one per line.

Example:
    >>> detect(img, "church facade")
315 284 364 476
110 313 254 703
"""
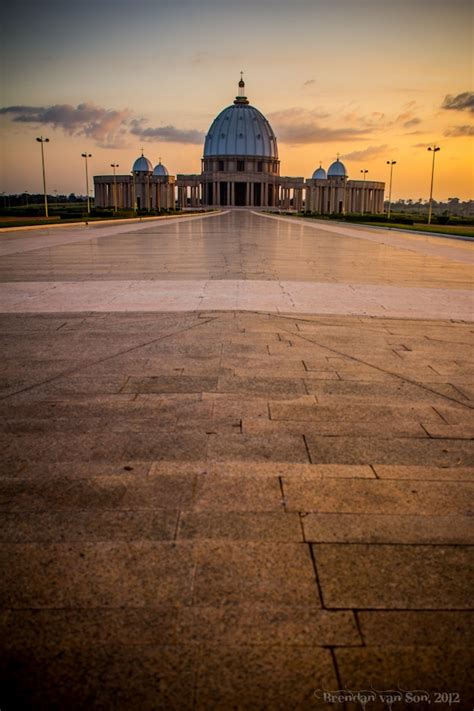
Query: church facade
94 78 385 214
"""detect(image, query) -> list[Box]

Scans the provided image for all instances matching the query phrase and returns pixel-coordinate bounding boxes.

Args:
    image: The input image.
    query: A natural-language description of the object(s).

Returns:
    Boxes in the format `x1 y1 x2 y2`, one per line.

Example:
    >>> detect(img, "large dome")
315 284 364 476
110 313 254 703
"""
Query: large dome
203 78 278 158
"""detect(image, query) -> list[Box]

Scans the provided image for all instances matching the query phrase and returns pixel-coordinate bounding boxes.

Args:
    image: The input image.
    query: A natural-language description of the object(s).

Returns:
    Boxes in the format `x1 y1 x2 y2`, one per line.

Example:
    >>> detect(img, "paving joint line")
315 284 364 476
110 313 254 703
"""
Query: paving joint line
308 543 326 608
0 314 224 401
271 318 474 411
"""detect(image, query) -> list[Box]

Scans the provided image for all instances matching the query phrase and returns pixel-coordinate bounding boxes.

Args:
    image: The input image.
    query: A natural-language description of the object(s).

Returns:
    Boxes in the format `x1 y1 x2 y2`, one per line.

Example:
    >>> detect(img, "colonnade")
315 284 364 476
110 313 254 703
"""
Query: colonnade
93 176 175 210
305 180 385 214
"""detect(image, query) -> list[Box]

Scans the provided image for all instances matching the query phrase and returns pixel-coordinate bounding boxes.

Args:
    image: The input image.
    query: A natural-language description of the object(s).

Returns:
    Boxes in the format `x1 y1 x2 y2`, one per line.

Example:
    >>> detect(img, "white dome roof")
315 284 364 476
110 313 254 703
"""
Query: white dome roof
153 161 169 176
312 166 327 179
327 158 347 177
132 154 153 173
203 78 278 158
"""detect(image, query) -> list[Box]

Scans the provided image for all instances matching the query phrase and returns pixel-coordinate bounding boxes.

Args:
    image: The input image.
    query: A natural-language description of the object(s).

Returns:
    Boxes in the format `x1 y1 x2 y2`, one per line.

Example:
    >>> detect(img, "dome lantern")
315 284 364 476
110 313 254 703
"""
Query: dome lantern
234 71 249 106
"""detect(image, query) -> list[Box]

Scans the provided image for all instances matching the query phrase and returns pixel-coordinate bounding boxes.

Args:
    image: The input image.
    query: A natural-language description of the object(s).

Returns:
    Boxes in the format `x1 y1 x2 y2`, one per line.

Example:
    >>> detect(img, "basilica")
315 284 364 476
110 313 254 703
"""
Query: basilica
93 77 385 214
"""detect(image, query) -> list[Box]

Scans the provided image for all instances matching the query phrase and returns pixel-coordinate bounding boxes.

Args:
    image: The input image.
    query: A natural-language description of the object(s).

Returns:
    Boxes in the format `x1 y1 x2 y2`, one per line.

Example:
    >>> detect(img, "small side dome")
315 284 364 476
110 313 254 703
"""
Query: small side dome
153 160 169 177
327 158 347 178
312 165 327 179
132 152 153 173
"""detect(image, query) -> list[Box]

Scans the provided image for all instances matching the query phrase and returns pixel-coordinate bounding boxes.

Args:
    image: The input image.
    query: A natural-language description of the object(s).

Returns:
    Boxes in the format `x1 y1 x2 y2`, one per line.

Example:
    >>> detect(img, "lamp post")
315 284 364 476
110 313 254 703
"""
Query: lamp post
360 169 368 215
36 136 49 217
427 145 440 224
386 160 397 220
81 153 92 214
131 172 137 214
110 163 119 213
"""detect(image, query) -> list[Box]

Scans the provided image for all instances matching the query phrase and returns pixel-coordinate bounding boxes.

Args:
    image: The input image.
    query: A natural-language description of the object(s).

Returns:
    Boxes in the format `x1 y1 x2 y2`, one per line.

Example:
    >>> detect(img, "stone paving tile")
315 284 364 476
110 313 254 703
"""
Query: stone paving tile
0 459 153 479
313 544 472 609
192 474 284 511
304 434 474 465
422 421 474 438
177 604 359 645
178 511 301 541
302 513 474 544
194 644 336 710
217 374 307 398
0 645 195 711
193 461 373 478
357 610 474 645
192 542 321 606
243 416 427 438
1 432 128 462
335 647 473 708
373 464 473 480
0 510 179 542
207 432 310 462
123 375 218 394
304 379 469 405
0 542 195 608
0 608 180 649
122 430 208 460
283 478 473 514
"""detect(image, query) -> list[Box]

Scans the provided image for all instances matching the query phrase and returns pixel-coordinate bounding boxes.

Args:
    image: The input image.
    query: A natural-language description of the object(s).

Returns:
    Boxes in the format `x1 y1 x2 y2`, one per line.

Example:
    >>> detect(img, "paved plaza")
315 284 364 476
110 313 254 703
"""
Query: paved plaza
0 211 473 709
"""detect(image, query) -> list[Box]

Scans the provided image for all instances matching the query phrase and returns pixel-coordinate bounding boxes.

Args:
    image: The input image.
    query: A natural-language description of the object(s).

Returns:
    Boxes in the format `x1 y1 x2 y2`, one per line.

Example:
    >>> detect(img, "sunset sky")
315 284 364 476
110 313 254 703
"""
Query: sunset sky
1 0 473 200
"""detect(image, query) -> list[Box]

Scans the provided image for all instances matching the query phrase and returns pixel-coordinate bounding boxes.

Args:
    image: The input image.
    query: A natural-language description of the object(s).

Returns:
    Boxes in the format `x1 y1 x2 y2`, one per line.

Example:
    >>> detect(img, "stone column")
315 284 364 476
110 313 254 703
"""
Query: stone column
231 182 235 206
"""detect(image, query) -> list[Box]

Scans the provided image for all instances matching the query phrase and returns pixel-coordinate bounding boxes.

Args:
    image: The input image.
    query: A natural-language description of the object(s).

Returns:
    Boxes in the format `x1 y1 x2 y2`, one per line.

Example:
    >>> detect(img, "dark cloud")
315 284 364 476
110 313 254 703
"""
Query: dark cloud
268 107 365 144
441 92 474 113
0 103 131 147
1 103 206 147
130 120 204 144
303 79 316 86
443 125 474 137
403 117 421 128
341 144 389 161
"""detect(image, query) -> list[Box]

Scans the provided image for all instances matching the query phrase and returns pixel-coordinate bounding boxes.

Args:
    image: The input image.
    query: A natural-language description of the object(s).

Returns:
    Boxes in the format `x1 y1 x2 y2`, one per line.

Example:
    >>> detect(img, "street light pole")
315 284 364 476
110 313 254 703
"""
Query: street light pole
386 160 397 220
110 163 119 213
360 169 368 215
36 136 50 217
81 153 92 214
427 145 440 225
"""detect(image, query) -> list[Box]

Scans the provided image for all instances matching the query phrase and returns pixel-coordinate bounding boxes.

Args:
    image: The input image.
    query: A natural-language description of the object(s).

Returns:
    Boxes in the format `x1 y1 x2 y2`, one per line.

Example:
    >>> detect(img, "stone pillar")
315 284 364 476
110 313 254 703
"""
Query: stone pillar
231 182 235 206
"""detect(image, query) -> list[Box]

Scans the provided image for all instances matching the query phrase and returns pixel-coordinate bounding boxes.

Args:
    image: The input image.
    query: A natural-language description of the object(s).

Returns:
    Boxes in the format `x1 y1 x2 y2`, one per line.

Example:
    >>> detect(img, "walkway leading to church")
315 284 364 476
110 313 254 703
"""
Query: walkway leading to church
1 211 473 708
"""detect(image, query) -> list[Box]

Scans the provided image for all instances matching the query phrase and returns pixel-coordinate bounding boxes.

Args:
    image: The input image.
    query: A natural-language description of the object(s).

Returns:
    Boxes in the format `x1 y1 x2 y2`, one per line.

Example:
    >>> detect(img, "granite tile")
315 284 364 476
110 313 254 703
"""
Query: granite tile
304 435 474 466
357 610 474 646
178 512 301 541
178 604 360 646
195 644 337 710
313 544 472 609
192 474 284 511
302 513 474 544
0 608 179 649
0 645 195 711
192 542 321 606
282 478 473 514
207 432 310 462
336 647 473 708
373 464 473 480
0 542 194 608
0 510 178 542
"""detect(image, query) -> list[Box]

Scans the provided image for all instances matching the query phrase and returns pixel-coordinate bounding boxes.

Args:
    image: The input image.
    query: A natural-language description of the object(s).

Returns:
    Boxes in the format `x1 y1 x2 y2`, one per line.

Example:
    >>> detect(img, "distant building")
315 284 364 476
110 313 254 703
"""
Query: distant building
94 76 385 213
